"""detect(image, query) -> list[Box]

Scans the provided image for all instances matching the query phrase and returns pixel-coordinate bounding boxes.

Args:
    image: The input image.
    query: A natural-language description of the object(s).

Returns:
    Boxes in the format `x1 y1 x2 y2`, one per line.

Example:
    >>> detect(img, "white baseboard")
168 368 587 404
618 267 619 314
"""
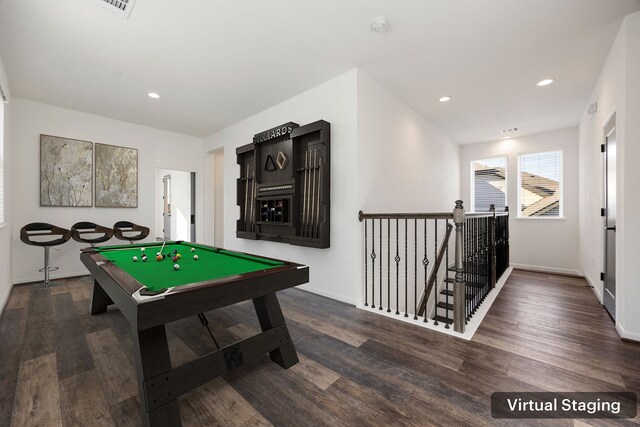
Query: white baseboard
356 267 513 341
616 322 640 342
510 263 582 277
582 272 602 303
298 284 357 305
0 284 12 317
12 270 89 285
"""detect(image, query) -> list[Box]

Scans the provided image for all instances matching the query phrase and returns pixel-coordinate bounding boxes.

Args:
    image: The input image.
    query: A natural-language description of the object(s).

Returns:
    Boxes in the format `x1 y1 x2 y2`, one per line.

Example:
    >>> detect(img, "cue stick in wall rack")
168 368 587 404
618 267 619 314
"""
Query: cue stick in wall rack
250 169 257 232
244 163 250 231
302 150 308 236
315 156 322 238
310 149 317 239
305 149 312 237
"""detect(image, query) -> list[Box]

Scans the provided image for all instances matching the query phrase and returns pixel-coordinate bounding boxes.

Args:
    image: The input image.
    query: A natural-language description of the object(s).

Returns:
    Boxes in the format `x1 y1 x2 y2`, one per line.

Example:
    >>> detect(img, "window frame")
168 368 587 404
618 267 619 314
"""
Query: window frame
470 156 508 213
516 149 564 219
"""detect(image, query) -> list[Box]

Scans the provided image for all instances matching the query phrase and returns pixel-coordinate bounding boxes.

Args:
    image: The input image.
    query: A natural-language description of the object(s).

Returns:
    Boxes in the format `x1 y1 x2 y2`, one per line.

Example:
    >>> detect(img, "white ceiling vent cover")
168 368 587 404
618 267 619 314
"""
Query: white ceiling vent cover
96 0 137 19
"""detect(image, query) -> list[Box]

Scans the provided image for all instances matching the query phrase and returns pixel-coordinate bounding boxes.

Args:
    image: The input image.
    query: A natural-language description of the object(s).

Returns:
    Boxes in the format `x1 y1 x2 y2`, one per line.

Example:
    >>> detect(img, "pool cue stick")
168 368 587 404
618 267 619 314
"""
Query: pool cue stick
197 313 220 349
244 164 250 230
316 157 322 238
250 169 257 232
302 149 309 236
310 149 317 238
159 239 167 254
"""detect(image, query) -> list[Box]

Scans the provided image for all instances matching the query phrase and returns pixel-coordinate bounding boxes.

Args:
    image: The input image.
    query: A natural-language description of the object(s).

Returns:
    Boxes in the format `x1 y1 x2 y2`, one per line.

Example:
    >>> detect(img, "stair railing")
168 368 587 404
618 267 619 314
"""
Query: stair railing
358 201 509 334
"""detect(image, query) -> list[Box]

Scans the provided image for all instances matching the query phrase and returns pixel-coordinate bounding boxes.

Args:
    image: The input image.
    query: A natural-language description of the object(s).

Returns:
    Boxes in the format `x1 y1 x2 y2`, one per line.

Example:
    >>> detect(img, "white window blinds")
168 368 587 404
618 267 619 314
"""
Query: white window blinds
518 150 562 217
472 157 506 212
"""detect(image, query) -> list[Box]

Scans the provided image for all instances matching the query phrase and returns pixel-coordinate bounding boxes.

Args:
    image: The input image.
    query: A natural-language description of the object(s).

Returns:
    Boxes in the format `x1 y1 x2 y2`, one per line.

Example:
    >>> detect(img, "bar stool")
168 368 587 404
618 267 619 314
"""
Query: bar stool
71 222 113 247
20 222 71 289
113 221 149 244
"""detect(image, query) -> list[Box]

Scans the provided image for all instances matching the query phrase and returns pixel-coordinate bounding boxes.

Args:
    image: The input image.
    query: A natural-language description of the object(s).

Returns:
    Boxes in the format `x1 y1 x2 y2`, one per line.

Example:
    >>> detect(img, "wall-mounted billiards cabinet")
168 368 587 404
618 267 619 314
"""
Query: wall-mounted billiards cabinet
236 120 330 249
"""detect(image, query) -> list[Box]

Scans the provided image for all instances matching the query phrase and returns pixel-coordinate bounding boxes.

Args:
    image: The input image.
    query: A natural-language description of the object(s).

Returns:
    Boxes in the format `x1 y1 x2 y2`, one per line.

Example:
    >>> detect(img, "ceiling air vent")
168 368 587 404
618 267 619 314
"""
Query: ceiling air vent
96 0 137 19
501 127 519 134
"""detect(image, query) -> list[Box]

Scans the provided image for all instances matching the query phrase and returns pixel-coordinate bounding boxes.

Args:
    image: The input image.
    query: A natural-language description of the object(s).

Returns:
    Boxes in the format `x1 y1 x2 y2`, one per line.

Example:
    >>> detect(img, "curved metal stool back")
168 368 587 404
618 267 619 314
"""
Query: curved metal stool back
71 221 113 247
20 222 71 288
113 221 150 244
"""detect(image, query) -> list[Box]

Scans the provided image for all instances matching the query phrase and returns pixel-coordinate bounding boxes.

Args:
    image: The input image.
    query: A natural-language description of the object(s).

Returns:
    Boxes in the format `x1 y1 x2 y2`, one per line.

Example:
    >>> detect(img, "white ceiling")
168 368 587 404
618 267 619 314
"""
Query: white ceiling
1 0 639 143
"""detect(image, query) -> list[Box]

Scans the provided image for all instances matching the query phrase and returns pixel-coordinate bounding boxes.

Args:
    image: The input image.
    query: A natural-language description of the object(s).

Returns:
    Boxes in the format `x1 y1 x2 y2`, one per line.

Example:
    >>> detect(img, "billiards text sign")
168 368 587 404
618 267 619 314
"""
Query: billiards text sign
253 122 299 144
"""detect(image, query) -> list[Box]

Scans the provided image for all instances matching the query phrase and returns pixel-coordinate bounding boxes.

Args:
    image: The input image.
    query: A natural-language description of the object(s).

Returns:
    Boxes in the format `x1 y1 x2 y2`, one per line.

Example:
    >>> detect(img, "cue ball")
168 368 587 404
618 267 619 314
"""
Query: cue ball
191 247 195 252
141 247 145 252
173 264 180 270
132 256 138 262
193 255 199 260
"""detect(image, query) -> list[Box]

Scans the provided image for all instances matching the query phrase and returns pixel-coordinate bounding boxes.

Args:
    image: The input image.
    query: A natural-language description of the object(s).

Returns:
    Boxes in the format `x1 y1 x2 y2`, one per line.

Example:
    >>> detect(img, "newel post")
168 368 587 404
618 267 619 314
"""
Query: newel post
489 204 497 289
453 200 466 333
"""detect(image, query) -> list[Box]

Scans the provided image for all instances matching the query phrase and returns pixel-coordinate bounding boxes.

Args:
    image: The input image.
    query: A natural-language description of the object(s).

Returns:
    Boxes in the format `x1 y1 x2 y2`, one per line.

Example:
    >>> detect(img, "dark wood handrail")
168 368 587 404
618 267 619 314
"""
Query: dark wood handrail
358 211 453 221
416 222 453 316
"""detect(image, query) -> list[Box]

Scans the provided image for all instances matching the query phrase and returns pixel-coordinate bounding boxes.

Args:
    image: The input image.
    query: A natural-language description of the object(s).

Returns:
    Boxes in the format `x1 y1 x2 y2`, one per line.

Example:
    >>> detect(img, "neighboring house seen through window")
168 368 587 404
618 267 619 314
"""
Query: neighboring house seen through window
518 150 562 217
472 157 506 212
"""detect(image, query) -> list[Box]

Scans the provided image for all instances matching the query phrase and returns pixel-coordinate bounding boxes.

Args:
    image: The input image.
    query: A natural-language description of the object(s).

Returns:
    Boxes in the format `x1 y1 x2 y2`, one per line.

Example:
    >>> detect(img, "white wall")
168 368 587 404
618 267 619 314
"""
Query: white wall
579 11 640 340
10 98 203 284
460 127 580 275
155 168 192 241
357 70 460 213
202 69 462 305
203 70 359 303
0 55 12 312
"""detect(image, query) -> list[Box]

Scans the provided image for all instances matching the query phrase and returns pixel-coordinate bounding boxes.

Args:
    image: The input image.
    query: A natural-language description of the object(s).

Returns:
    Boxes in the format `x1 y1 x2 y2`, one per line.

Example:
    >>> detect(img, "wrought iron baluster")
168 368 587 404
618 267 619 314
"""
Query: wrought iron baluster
371 219 376 309
414 219 418 320
404 219 408 317
445 222 450 329
387 218 391 313
379 219 383 310
364 219 368 306
423 218 429 323
395 219 400 315
433 219 438 326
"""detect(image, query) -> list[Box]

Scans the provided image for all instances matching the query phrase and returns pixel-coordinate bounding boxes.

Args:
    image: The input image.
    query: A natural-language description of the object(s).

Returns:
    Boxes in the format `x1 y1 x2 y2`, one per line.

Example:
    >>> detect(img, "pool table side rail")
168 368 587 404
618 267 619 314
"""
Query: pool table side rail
136 265 309 330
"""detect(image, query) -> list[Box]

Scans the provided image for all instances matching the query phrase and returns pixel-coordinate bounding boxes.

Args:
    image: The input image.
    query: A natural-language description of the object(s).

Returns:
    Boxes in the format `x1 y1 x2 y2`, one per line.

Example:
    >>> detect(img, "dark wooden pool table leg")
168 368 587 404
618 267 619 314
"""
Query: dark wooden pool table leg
131 324 182 427
89 280 113 315
253 292 299 369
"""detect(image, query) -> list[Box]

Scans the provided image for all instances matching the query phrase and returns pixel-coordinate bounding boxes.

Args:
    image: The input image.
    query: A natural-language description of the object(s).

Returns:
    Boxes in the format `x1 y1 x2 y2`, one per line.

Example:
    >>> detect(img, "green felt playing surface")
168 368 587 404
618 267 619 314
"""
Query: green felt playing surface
95 242 283 292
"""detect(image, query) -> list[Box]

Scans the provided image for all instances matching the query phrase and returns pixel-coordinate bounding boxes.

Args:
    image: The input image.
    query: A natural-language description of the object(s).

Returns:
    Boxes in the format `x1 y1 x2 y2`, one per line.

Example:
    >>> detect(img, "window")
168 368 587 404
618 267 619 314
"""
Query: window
0 95 4 225
518 150 562 217
471 157 506 212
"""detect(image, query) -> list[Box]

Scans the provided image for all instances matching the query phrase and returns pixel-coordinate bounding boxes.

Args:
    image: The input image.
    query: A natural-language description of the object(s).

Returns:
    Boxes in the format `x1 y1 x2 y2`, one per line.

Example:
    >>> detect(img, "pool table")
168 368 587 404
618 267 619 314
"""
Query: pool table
80 241 309 427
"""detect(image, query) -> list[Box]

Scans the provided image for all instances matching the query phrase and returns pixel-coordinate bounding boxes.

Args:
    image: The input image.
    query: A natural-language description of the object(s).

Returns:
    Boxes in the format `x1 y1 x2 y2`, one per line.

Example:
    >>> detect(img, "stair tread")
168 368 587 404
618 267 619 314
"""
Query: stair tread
436 302 454 310
443 277 487 288
440 289 473 299
432 315 454 325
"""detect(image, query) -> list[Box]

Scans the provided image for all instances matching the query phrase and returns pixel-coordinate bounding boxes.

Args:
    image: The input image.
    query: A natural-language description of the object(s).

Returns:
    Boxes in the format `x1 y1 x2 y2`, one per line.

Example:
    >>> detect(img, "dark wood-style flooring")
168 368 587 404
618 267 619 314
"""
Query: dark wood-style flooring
1 269 639 426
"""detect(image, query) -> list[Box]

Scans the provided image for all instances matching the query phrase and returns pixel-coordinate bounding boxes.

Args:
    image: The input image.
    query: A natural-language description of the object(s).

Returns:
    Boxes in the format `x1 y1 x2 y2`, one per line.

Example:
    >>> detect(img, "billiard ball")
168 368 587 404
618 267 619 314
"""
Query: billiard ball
193 255 199 261
142 255 148 262
156 255 163 261
132 256 138 262
141 247 146 252
173 249 178 254
173 264 180 270
172 256 178 262
190 247 195 252
176 253 182 259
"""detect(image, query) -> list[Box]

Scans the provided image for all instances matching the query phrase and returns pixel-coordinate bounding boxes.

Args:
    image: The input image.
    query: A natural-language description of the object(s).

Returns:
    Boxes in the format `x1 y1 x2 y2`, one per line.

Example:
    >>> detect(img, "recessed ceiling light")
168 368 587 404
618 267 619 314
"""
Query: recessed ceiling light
536 78 556 87
439 96 451 102
371 17 389 33
148 92 160 99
